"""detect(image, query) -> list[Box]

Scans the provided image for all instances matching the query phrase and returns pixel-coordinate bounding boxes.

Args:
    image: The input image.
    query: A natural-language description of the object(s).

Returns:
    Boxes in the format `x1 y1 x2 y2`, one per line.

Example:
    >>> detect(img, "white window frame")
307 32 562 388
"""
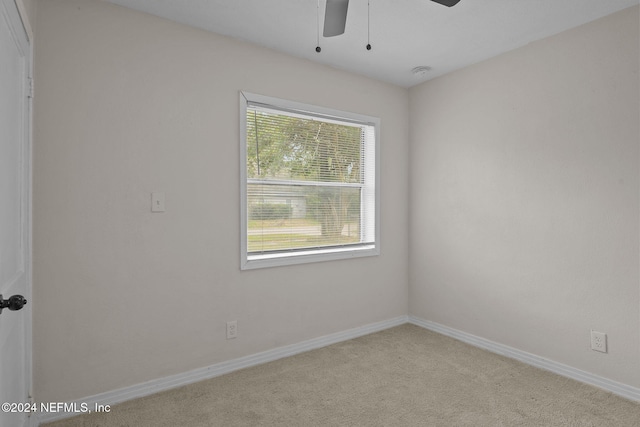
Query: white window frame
240 91 380 270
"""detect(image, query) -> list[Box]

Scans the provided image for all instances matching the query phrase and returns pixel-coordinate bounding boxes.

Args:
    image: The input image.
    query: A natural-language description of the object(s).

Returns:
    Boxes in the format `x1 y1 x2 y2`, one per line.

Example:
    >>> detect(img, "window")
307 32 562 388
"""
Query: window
240 92 379 269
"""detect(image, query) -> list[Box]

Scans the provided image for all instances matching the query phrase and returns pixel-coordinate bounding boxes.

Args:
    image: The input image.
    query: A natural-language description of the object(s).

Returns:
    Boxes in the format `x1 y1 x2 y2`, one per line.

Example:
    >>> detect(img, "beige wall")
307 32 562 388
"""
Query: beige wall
33 0 409 402
409 7 640 387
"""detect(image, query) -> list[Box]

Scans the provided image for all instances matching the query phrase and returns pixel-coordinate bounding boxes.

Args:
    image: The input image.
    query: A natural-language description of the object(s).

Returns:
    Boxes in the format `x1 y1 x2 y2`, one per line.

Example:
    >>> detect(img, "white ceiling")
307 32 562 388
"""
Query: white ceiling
103 0 639 88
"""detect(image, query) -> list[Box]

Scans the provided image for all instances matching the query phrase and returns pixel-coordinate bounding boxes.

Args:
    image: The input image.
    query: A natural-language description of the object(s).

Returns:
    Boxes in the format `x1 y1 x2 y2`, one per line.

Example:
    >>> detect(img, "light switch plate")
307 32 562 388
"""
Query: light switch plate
151 192 165 212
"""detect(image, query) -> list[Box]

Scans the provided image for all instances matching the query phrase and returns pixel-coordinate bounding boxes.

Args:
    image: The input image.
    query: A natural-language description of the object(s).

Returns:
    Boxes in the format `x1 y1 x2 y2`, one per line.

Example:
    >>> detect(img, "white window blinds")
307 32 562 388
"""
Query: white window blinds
240 92 379 269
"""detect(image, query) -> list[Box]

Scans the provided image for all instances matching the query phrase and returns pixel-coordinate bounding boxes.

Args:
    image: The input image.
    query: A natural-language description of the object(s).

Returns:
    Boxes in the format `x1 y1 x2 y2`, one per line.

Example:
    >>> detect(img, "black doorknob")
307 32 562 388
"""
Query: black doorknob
0 294 27 314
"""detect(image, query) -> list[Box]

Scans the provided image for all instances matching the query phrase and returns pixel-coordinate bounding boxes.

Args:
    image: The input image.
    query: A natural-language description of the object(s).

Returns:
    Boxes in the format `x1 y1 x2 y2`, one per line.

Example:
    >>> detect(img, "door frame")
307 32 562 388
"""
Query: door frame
19 0 34 419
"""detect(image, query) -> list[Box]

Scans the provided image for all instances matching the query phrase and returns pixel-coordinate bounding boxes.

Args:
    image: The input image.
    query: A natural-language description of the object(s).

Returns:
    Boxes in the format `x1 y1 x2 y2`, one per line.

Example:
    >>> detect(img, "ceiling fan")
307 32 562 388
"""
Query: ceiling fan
323 0 461 37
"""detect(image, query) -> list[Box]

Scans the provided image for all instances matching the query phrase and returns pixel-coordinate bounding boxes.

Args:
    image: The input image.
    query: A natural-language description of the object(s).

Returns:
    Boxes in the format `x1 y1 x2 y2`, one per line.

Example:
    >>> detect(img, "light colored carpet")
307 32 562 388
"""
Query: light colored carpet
43 324 640 426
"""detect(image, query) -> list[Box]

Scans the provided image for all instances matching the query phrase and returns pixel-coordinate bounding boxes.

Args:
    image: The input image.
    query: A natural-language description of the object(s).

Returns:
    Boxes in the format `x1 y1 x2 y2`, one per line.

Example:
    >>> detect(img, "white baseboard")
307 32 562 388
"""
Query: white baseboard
409 315 640 403
37 315 409 425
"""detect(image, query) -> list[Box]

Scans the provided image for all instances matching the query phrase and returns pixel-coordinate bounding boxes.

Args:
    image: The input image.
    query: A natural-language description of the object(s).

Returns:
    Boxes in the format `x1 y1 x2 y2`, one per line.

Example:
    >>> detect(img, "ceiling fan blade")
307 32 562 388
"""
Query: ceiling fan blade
323 0 349 37
430 0 461 6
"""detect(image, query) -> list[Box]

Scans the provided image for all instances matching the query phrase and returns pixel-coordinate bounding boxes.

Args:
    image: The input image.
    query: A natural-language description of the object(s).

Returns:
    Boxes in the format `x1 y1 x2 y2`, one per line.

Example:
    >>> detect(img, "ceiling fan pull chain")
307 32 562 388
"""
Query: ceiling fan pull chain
366 0 371 50
316 0 322 52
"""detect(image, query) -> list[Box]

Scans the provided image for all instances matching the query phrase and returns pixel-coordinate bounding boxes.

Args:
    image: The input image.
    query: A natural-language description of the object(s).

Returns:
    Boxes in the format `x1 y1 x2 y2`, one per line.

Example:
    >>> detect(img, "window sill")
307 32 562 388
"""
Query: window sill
241 244 379 270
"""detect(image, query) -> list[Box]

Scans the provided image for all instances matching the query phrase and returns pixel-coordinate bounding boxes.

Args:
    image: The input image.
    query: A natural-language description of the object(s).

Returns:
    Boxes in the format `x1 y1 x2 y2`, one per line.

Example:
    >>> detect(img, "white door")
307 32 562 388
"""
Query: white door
0 0 32 426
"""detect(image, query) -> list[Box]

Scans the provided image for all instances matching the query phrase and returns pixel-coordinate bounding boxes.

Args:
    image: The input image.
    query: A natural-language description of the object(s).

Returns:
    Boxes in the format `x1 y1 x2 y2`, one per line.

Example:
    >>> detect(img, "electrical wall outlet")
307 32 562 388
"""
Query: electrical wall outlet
590 330 607 353
226 320 237 339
